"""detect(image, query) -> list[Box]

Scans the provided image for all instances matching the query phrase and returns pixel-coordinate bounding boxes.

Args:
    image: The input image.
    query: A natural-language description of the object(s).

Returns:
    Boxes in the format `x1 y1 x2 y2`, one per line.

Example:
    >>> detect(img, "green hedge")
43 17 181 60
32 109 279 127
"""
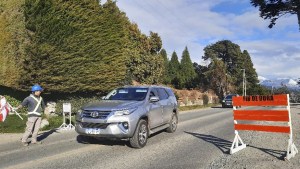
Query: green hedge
0 114 27 133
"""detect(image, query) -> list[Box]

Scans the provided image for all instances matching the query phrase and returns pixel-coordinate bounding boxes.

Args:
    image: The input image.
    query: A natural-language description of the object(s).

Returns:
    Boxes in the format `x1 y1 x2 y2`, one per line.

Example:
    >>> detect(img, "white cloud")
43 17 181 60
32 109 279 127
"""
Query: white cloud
116 0 300 79
117 0 235 62
239 40 300 79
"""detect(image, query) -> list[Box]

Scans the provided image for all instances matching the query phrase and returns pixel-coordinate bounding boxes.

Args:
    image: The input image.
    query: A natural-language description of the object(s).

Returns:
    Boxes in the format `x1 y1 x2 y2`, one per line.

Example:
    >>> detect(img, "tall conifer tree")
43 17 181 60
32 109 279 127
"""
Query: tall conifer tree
169 51 181 88
160 49 170 84
180 47 196 89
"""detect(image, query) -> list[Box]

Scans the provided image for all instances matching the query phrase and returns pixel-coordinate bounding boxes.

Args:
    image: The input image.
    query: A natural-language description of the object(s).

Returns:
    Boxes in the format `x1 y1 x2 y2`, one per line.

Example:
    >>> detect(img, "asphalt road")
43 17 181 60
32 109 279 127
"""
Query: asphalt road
0 107 239 169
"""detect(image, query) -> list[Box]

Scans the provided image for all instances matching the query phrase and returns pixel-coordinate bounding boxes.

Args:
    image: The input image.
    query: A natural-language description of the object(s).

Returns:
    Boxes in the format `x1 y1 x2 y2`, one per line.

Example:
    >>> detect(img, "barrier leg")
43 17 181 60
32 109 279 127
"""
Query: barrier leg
59 112 68 130
230 131 246 154
67 111 75 130
286 139 298 160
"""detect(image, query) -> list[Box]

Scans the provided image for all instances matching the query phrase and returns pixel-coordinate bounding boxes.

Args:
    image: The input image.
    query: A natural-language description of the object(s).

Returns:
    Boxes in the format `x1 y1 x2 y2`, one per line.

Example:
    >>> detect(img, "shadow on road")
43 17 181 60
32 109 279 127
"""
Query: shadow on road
37 129 60 141
185 131 286 160
184 131 231 154
76 135 128 147
247 145 286 160
210 106 223 109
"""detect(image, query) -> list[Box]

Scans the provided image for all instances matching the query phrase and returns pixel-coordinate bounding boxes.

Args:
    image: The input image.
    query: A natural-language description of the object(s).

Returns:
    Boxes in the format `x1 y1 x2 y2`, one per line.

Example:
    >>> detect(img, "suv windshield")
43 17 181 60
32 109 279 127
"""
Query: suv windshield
104 88 148 101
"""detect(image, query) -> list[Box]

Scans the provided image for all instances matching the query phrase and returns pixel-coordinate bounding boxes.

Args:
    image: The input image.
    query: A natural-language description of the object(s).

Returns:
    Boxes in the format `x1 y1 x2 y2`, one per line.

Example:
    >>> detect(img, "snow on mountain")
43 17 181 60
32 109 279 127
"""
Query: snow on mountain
287 79 298 85
258 76 268 82
259 78 299 90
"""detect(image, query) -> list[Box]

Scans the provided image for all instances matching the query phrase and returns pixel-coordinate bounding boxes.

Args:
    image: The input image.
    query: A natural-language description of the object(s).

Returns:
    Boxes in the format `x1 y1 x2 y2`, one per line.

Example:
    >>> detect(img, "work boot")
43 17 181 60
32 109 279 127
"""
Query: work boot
22 142 29 146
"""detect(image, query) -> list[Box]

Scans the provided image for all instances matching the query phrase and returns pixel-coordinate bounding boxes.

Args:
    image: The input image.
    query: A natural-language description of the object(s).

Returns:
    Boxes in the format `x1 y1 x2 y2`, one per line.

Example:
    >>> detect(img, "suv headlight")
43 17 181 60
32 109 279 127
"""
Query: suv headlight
114 107 137 116
77 109 83 118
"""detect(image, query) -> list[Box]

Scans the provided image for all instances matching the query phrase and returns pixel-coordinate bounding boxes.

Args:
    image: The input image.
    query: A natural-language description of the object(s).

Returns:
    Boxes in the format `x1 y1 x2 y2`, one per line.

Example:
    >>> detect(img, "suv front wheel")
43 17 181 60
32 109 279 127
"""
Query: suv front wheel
129 119 148 148
166 113 178 133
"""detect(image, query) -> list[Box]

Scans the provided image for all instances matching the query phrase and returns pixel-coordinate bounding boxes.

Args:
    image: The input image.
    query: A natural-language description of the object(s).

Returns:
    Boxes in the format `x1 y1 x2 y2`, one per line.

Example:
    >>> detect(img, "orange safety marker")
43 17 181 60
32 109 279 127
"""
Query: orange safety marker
234 110 289 122
234 124 290 133
230 94 298 160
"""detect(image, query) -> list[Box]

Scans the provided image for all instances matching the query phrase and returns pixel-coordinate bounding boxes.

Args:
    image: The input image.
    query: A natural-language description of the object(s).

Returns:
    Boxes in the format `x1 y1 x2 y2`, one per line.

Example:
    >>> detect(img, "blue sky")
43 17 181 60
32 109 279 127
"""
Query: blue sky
115 0 300 80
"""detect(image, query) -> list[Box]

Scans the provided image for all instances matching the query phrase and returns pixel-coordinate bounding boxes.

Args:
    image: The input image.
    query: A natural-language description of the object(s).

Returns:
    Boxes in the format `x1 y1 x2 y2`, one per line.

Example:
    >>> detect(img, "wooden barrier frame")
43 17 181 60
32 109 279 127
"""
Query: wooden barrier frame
230 94 298 160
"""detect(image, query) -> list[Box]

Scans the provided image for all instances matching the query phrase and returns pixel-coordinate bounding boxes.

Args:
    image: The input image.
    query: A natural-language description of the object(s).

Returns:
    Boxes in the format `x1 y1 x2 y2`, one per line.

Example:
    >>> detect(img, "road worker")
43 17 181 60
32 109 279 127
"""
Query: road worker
15 84 45 146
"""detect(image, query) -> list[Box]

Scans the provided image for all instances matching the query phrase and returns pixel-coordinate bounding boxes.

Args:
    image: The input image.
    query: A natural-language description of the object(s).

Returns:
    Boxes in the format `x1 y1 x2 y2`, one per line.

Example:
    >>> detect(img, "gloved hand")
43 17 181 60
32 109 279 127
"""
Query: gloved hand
12 107 18 111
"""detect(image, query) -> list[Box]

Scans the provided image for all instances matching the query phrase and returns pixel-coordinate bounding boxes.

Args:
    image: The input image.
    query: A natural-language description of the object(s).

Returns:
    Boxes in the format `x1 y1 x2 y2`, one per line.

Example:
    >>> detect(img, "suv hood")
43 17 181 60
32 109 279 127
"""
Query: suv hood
82 100 143 111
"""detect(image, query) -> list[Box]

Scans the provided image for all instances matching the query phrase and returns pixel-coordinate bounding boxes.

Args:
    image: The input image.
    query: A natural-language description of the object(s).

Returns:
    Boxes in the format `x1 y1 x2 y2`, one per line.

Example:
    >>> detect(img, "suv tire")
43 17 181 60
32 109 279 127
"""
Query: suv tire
166 113 177 133
129 119 148 148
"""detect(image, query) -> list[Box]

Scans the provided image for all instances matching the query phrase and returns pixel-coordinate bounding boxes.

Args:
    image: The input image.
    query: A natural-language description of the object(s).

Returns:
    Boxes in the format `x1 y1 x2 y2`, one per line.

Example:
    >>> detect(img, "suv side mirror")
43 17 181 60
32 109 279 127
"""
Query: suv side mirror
150 96 159 102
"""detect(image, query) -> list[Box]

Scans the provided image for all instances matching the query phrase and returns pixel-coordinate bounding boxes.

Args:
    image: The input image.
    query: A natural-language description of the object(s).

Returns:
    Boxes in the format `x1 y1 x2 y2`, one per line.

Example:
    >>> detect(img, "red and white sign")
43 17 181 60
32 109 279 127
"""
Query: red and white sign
230 94 298 160
0 96 11 122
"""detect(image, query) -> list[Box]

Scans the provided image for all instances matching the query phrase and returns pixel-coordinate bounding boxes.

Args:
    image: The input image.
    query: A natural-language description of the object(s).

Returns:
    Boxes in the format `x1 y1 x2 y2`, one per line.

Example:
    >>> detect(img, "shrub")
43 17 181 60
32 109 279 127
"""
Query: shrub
54 96 99 115
203 94 209 105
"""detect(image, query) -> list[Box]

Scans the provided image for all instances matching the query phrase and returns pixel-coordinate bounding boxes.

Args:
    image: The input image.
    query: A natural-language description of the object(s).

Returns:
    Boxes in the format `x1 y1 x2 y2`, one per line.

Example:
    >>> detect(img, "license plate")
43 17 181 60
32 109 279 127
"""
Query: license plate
85 128 101 134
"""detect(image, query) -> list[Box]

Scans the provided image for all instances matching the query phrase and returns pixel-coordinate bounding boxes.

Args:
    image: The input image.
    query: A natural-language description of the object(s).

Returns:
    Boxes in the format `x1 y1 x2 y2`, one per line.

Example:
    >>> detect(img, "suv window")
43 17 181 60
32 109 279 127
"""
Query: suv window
157 88 169 100
149 88 159 98
165 88 175 97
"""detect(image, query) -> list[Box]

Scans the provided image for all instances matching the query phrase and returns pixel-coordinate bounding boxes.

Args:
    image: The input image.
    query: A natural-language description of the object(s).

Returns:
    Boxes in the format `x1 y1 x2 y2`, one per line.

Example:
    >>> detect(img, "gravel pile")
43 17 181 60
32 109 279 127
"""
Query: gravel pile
208 106 300 169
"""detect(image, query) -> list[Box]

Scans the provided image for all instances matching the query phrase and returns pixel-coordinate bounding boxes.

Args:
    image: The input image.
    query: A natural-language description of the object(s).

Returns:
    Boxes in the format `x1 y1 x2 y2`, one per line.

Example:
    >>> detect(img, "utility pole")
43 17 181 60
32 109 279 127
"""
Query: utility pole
241 69 246 96
225 59 232 95
225 73 228 95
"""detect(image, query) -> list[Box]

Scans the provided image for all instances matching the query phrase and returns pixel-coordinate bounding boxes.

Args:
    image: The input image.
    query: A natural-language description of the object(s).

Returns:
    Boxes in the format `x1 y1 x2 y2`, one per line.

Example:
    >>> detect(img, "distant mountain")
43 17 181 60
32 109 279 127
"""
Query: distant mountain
259 78 299 90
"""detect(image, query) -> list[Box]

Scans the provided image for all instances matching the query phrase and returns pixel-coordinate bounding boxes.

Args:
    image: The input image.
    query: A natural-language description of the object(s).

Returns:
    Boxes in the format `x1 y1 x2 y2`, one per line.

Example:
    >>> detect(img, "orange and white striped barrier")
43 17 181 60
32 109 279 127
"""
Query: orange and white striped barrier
230 94 298 160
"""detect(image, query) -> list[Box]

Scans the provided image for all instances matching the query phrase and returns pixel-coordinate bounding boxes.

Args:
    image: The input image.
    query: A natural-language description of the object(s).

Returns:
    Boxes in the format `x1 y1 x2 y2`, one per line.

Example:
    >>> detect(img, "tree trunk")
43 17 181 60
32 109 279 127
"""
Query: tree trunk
298 12 300 31
297 5 300 31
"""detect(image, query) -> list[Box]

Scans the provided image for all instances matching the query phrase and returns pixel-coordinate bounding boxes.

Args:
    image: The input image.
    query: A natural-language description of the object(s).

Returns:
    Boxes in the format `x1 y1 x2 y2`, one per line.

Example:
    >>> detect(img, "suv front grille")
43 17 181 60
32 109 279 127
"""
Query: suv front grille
82 111 111 119
81 122 109 129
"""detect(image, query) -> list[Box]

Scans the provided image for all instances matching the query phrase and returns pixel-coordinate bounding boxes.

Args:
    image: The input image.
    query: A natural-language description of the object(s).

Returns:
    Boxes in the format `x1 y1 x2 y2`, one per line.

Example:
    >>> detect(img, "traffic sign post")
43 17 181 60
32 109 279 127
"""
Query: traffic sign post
59 103 74 130
65 103 75 130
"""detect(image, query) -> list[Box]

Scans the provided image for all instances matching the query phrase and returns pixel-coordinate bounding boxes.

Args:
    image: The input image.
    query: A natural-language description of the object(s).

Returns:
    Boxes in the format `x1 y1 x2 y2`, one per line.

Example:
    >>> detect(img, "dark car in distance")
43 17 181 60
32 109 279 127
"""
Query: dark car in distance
222 94 239 108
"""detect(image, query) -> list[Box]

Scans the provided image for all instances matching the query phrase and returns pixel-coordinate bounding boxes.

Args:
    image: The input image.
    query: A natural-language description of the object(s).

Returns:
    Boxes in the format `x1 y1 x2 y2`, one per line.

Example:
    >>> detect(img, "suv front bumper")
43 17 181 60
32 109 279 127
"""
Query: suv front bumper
75 115 137 139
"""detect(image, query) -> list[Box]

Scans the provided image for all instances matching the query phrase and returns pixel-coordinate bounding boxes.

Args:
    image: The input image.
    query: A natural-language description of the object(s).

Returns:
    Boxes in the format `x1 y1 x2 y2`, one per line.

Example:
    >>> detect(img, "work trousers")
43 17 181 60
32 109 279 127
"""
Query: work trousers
21 116 42 143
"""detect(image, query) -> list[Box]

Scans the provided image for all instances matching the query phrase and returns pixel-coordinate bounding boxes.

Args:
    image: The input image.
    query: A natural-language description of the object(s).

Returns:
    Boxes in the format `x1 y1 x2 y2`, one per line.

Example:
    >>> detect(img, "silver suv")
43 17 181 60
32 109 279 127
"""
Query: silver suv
75 85 178 148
